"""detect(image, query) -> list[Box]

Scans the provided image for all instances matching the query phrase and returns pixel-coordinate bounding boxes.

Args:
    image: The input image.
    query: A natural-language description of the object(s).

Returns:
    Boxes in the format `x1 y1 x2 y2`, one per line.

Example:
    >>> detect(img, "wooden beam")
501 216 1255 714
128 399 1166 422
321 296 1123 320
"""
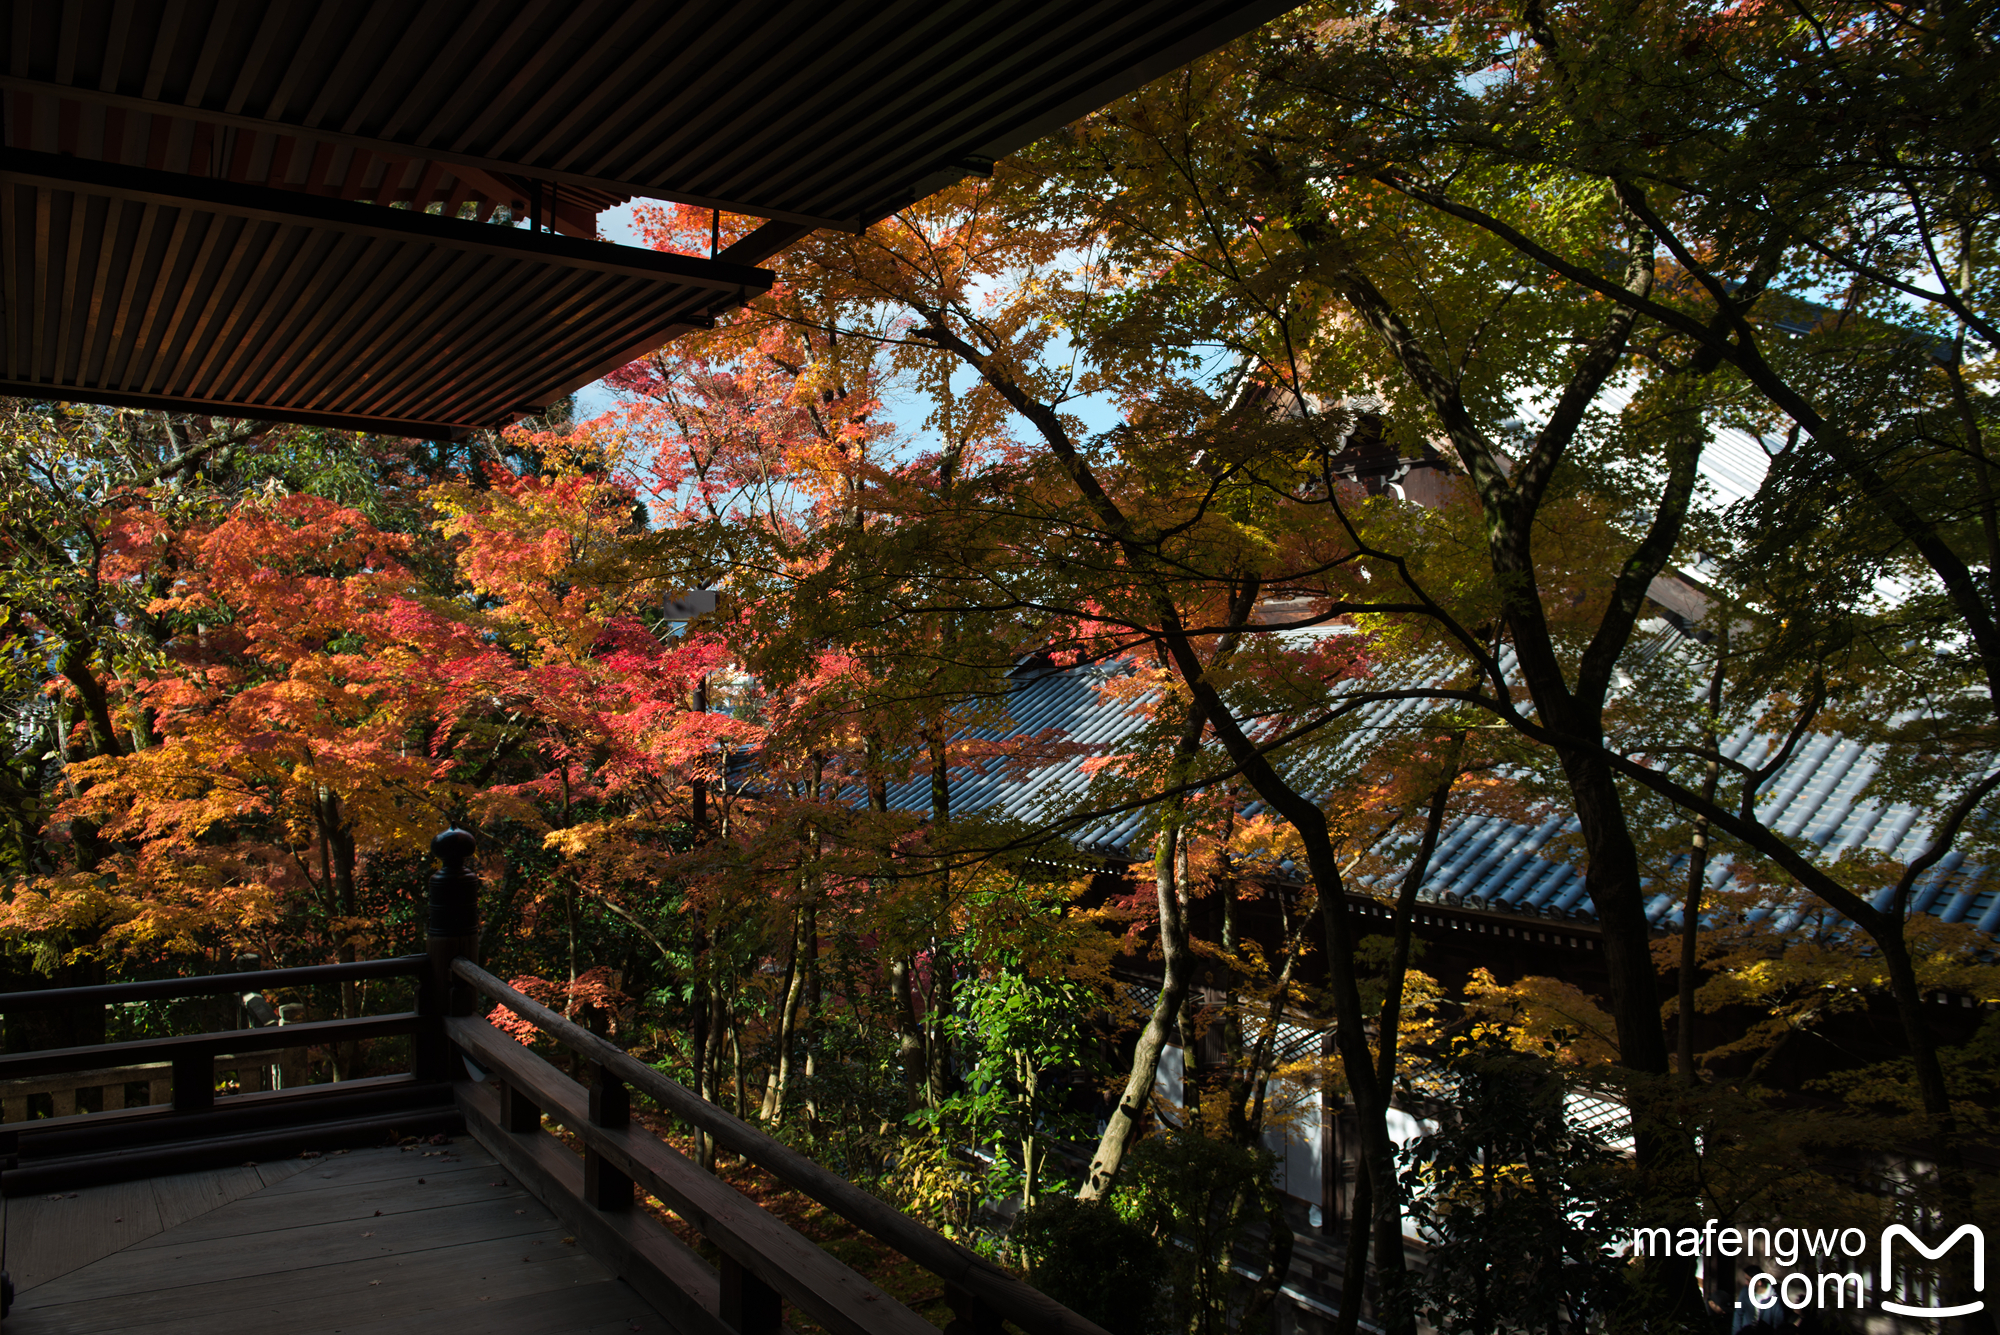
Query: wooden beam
1 1105 463 1196
0 954 427 1011
0 76 859 231
12 1075 448 1159
0 148 775 291
518 218 816 412
0 379 473 440
452 959 1112 1335
0 1012 422 1082
449 1015 938 1335
457 1078 735 1335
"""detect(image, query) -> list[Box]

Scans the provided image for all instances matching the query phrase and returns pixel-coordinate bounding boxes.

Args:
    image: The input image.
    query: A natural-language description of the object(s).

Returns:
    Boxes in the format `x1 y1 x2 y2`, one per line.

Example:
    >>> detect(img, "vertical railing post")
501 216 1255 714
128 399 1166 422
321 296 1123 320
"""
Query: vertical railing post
943 1283 1004 1335
423 828 481 1081
718 1254 783 1335
498 1076 541 1132
583 1061 634 1211
413 962 446 1082
277 1003 306 1089
171 1047 214 1113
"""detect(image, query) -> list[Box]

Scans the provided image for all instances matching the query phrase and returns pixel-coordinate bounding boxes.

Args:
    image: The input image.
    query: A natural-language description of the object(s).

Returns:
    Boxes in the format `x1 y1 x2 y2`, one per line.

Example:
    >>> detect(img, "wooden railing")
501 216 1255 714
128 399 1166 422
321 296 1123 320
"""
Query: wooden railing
0 832 1113 1335
449 958 1114 1335
0 1061 175 1122
0 1053 300 1122
0 954 432 1116
0 1012 421 1112
0 953 456 1190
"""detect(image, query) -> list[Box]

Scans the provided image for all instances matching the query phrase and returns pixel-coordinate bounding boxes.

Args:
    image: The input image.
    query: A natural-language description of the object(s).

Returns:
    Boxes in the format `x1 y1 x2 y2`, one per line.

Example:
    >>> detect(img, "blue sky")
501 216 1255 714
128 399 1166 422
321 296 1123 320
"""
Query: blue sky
573 204 1128 447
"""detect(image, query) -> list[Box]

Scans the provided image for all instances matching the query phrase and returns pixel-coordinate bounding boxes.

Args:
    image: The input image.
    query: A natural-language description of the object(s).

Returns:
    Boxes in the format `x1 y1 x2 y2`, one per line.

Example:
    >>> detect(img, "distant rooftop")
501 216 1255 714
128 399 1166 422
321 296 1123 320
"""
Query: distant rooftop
870 657 1997 939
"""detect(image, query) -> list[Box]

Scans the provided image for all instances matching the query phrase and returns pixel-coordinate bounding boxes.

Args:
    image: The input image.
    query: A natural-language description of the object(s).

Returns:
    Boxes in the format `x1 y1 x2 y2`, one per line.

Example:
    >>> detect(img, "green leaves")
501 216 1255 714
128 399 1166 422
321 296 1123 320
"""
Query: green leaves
1396 1037 1638 1335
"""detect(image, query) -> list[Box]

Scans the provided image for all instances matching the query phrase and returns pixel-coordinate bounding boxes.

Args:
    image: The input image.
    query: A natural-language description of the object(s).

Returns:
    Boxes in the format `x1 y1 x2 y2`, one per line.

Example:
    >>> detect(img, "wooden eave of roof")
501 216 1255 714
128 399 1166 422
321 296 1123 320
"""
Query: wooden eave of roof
1 148 773 439
2 0 1297 437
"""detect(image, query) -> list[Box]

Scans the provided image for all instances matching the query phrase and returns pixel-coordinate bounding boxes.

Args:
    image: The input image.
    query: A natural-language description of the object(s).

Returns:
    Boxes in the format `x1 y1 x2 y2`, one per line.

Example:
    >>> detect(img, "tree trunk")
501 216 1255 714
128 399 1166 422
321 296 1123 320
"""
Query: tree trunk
1242 1181 1296 1333
1225 920 1301 1151
1557 750 1673 1075
317 788 361 1081
54 638 123 762
1020 1057 1040 1210
690 962 711 1165
764 907 807 1124
730 1010 746 1122
760 912 800 1121
926 730 955 1106
890 956 927 1113
1335 1152 1374 1335
699 989 724 1171
691 675 709 830
1678 662 1723 1087
1079 824 1193 1200
1878 932 1990 1335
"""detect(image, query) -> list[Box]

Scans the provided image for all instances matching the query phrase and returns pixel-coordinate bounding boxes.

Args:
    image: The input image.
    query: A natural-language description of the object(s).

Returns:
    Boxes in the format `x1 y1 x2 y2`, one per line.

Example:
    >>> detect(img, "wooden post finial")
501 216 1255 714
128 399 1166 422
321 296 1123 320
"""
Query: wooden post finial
425 828 482 1027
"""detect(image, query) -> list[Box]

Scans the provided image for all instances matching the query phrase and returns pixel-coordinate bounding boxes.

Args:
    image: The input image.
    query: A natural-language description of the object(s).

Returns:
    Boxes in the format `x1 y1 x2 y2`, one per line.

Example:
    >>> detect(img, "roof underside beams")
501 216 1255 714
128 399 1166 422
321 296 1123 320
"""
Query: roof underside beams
5 0 1296 229
1 0 1298 435
0 149 772 438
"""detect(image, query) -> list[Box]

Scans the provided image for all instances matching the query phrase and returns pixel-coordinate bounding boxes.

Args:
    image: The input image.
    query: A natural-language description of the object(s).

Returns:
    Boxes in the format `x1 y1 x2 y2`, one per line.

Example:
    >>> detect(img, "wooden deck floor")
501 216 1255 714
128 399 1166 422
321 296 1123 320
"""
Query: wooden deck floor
3 1139 667 1334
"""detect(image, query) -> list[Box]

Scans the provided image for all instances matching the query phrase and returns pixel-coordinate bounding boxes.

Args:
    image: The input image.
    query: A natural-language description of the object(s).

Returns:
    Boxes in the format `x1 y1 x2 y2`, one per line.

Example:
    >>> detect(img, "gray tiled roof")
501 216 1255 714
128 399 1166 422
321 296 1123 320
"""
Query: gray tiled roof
882 659 1995 940
877 662 1162 856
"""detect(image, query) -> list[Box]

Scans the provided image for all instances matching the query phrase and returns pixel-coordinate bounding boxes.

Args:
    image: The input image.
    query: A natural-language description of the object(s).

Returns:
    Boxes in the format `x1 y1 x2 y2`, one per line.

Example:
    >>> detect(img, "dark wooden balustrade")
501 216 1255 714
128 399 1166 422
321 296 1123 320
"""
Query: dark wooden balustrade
448 958 1115 1335
0 953 458 1190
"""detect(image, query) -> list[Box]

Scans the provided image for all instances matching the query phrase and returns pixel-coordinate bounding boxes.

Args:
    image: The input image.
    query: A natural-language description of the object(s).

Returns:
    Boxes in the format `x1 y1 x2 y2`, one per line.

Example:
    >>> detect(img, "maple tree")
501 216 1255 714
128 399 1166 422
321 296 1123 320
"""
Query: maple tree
1217 0 1999 1147
600 172 1604 1331
570 29 2000 1328
966 17 2000 1325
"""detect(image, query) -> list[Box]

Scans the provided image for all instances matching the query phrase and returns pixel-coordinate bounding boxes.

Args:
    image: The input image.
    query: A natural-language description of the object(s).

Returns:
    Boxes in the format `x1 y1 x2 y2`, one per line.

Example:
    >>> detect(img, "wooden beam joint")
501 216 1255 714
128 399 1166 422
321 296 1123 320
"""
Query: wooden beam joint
585 1062 634 1212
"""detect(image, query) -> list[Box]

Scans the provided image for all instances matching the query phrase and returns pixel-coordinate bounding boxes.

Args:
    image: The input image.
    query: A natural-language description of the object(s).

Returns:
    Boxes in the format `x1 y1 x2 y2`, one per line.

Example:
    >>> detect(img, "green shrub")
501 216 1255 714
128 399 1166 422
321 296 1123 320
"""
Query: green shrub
1012 1195 1167 1335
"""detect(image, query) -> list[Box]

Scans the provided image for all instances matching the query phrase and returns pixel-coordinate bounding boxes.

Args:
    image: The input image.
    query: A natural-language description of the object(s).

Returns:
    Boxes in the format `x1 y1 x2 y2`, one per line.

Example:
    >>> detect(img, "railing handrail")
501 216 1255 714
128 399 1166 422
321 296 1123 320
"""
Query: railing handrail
0 1011 421 1081
453 956 1114 1335
0 953 428 1010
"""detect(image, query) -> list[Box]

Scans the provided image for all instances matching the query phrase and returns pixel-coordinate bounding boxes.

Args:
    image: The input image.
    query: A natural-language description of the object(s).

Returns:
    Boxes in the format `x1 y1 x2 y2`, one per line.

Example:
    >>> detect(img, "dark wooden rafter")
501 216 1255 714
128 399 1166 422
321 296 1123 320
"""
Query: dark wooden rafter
1 147 769 437
0 75 856 231
3 150 770 287
8 0 1294 224
0 0 1297 436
